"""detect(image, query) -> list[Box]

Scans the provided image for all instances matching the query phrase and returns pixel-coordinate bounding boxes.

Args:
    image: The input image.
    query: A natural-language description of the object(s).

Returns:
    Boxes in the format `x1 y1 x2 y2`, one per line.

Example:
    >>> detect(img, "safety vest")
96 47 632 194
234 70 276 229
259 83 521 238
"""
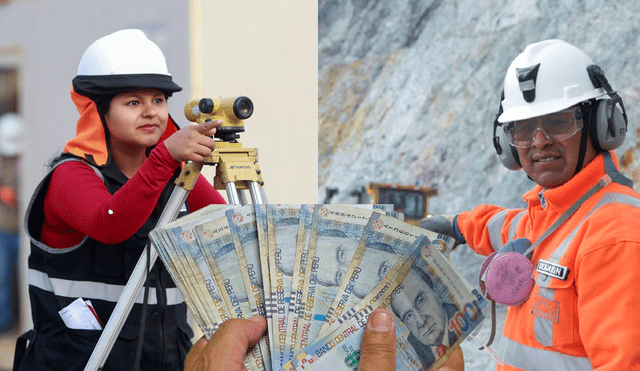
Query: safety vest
495 193 640 370
16 157 192 371
458 151 640 370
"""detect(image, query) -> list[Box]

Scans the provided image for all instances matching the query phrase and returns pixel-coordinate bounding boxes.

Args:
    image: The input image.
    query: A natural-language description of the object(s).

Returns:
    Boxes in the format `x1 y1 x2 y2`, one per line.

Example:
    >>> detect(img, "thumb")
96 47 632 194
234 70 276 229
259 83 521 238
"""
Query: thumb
359 309 396 371
196 316 267 371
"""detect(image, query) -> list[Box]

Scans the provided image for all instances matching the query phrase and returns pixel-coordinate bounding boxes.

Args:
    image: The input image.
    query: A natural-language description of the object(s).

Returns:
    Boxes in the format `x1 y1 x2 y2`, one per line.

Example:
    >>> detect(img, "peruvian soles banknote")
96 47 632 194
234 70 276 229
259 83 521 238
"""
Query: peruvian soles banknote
149 204 483 371
149 204 261 371
287 235 485 371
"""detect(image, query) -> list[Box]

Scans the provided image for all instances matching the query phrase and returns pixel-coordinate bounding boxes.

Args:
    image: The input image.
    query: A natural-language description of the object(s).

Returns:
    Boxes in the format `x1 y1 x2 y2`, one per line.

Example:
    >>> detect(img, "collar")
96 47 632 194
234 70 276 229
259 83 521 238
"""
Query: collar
62 87 180 167
522 151 619 212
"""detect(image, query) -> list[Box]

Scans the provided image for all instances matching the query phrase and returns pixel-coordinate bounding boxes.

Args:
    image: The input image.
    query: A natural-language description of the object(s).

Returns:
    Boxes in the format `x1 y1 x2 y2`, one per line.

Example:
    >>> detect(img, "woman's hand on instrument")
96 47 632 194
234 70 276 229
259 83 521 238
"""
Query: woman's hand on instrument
164 119 222 163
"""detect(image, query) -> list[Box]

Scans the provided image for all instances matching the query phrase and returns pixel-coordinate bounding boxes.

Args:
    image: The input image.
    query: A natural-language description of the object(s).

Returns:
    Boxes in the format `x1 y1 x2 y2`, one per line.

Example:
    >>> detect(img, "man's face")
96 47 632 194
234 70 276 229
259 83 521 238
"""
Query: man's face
275 223 299 276
352 245 397 299
314 233 357 287
242 237 263 288
514 111 597 189
392 269 446 347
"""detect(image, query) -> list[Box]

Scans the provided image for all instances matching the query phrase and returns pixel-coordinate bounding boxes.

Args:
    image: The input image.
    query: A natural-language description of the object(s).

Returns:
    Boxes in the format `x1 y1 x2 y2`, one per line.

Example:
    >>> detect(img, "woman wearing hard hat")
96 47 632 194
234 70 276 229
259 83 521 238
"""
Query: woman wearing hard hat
16 29 226 371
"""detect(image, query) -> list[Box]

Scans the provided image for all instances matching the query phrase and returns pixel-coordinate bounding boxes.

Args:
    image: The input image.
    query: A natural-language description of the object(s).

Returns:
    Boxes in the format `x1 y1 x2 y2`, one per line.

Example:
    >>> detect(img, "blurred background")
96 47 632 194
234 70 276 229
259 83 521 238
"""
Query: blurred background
0 0 316 368
319 0 640 368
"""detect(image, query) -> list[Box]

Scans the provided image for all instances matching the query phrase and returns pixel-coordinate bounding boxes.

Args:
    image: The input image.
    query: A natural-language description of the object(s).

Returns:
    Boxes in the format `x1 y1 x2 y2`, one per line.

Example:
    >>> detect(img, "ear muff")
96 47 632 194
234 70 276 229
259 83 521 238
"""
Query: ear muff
493 90 522 170
587 65 628 151
588 96 627 150
495 124 522 170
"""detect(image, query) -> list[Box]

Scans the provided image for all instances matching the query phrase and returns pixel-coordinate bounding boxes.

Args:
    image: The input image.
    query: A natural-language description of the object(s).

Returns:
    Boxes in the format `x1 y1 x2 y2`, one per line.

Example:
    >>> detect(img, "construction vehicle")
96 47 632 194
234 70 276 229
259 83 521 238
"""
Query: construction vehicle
324 183 438 225
365 182 438 225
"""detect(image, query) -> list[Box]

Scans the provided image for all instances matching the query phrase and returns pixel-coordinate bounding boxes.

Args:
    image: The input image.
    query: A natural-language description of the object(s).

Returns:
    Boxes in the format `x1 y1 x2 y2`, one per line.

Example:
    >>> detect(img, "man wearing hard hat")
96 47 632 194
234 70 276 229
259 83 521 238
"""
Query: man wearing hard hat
421 40 640 370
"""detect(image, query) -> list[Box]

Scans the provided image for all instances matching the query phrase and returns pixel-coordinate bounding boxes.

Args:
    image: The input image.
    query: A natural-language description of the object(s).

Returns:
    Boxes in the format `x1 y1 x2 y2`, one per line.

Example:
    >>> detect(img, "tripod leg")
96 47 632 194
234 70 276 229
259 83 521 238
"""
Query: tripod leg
85 162 205 370
249 181 264 204
84 186 190 371
238 189 250 205
225 182 241 205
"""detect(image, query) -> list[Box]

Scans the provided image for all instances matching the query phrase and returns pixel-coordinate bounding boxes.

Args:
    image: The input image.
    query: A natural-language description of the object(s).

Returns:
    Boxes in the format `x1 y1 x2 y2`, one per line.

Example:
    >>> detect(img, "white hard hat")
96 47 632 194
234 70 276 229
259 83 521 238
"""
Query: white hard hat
498 39 607 123
0 113 24 156
73 29 182 98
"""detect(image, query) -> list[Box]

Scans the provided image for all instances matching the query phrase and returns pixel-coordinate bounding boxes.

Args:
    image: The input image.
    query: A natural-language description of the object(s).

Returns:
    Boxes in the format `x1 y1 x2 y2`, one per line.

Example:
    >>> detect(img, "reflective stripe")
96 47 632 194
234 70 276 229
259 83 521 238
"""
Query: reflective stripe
508 211 525 241
29 269 185 306
498 336 592 370
534 287 555 346
544 192 640 267
25 158 101 255
487 210 508 251
532 192 640 348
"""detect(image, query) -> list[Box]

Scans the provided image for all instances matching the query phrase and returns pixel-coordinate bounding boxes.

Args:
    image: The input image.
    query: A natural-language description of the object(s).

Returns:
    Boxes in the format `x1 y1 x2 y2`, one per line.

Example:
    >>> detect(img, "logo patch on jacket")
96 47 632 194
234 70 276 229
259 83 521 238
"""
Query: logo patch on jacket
532 294 559 323
536 259 569 280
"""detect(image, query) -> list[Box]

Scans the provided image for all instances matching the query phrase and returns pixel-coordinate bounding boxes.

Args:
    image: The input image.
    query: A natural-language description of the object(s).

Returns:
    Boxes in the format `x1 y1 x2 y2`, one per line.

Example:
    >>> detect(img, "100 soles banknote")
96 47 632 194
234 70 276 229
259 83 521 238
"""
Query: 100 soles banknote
150 204 484 371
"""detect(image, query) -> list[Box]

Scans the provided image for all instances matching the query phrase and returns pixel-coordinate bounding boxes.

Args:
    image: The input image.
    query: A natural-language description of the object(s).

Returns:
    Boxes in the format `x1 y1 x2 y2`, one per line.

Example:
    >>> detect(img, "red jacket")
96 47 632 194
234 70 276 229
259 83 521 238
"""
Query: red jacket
42 142 224 248
42 88 226 248
457 152 640 370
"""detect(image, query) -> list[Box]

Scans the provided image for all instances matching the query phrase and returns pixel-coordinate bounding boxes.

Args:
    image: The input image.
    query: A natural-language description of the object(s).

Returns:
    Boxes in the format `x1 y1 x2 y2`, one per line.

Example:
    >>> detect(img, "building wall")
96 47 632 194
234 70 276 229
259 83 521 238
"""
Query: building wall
191 0 318 205
0 0 189 335
0 0 317 338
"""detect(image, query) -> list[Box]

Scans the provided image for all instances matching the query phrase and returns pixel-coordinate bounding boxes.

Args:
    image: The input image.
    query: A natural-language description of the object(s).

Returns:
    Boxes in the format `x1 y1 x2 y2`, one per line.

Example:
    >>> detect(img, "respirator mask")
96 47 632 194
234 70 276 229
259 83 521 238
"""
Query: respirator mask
478 238 534 306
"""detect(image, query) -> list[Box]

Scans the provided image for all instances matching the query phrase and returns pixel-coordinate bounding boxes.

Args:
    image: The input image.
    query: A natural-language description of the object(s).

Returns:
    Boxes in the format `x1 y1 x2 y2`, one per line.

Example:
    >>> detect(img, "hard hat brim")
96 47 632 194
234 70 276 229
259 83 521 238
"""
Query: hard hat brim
72 73 183 99
498 89 606 123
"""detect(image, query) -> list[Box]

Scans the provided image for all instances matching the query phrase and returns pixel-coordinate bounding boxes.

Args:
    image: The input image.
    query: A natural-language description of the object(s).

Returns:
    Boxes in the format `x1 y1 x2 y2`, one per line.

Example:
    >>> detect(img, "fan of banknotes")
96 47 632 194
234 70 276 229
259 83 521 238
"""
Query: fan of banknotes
149 204 486 371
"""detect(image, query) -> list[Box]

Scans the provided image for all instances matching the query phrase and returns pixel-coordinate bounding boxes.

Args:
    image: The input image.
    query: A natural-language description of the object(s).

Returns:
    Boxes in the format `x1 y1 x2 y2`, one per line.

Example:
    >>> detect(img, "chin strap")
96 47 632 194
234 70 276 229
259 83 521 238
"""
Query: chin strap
574 103 592 176
575 123 589 175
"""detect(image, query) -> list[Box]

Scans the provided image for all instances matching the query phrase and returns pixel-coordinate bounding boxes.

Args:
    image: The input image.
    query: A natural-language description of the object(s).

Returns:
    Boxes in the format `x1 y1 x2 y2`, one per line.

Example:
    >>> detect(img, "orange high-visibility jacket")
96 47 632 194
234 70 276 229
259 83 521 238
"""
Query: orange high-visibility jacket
457 152 640 371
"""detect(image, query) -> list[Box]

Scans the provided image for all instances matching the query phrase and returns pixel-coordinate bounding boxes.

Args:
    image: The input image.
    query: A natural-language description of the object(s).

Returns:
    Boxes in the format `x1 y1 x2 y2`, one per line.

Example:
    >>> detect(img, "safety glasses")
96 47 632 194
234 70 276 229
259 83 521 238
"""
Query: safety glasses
504 107 583 149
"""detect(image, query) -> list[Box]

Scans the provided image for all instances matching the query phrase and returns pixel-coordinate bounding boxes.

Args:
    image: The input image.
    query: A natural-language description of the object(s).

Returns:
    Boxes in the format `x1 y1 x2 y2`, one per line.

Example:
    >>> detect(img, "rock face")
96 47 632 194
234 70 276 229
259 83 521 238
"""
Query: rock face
319 0 640 272
319 2 640 366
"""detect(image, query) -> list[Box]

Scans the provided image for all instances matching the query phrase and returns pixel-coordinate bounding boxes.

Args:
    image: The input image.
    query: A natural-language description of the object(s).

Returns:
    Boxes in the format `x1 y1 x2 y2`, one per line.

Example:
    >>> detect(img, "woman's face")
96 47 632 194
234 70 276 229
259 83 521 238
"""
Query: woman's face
104 89 169 151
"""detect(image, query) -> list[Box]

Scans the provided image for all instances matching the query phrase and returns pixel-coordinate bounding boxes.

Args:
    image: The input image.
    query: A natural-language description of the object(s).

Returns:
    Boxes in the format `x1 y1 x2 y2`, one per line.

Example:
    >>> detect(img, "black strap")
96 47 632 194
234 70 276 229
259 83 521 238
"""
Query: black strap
479 151 631 351
479 302 497 351
133 241 152 371
522 151 627 258
13 329 35 371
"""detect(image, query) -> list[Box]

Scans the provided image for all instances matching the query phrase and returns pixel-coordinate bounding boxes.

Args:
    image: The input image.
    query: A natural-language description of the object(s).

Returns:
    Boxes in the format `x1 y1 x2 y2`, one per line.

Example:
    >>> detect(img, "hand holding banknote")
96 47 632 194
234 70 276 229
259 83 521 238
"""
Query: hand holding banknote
185 310 418 371
183 309 464 371
152 204 480 371
185 315 268 371
359 309 464 371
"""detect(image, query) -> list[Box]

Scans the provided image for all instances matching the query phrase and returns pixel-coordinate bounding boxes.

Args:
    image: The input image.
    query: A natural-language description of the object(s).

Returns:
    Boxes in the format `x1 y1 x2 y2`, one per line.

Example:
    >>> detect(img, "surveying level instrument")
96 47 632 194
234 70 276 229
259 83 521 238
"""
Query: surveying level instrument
184 96 254 141
185 96 265 204
85 96 265 371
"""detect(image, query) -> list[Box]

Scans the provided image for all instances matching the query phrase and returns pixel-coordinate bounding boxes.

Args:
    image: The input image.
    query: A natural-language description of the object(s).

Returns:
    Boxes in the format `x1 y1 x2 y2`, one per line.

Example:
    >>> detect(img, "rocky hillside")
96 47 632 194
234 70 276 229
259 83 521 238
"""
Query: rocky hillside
319 2 640 366
319 0 640 273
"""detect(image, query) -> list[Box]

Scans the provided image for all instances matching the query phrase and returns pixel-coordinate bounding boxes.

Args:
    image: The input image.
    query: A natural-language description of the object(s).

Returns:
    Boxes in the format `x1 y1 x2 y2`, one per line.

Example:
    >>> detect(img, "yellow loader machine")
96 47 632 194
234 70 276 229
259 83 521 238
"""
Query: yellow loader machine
366 182 438 225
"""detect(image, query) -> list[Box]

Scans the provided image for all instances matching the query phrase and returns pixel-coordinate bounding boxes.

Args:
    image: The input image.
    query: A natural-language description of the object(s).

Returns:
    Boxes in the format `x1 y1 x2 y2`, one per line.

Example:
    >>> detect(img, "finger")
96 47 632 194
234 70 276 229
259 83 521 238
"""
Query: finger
435 346 464 371
184 337 208 371
201 316 267 370
200 136 217 151
198 119 224 134
359 309 396 371
190 142 215 161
